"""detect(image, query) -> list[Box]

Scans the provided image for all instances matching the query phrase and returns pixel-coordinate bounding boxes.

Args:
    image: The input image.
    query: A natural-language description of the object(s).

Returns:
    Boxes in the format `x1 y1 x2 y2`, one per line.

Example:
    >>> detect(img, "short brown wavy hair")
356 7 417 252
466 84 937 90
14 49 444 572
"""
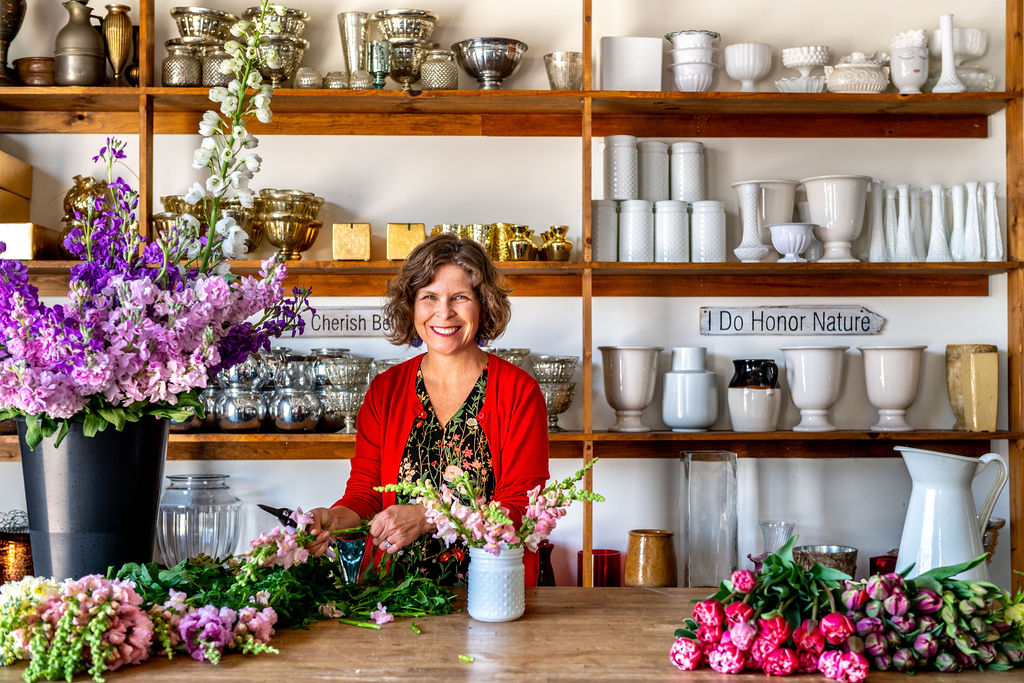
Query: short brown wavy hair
383 233 512 347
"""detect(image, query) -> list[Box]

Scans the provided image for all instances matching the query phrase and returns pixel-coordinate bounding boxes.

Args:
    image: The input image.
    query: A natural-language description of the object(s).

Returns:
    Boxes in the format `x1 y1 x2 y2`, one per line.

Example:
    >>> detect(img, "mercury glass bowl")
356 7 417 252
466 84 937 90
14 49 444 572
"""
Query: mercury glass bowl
243 6 310 37
317 388 348 432
372 9 439 41
389 38 433 90
530 355 579 383
322 355 374 388
539 381 575 432
370 357 408 380
336 385 368 433
216 354 269 390
171 7 239 41
484 347 531 368
452 37 529 90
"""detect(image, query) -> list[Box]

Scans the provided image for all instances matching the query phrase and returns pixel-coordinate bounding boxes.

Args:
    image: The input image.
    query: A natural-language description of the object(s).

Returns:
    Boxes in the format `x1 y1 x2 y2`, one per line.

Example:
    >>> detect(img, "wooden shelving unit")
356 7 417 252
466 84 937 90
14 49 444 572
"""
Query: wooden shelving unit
3 0 1022 588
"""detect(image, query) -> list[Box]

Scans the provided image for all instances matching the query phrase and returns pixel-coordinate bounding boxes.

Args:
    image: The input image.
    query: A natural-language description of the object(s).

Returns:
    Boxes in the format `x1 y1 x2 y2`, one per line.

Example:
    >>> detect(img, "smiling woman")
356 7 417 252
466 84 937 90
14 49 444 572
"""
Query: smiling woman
305 234 550 586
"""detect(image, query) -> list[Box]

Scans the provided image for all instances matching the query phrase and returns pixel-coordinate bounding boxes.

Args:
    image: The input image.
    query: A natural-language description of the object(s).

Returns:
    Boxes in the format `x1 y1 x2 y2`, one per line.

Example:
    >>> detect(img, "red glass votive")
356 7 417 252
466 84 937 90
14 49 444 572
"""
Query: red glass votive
577 548 621 587
869 553 898 576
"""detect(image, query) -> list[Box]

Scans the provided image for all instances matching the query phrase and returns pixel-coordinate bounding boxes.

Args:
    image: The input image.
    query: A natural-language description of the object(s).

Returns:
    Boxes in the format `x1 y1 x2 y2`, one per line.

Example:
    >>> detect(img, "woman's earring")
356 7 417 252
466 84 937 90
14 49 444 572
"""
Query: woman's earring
476 334 489 347
411 335 423 348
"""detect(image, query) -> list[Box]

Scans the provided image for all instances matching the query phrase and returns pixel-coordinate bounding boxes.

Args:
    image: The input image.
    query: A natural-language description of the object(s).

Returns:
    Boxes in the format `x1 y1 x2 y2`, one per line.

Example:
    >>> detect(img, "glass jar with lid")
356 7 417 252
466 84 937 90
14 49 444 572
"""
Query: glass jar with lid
157 474 242 565
420 49 458 90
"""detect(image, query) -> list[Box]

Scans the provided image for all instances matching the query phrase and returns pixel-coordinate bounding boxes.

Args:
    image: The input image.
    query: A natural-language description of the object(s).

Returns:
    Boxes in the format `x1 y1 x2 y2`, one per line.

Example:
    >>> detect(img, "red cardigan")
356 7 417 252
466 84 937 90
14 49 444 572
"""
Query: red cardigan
334 352 551 584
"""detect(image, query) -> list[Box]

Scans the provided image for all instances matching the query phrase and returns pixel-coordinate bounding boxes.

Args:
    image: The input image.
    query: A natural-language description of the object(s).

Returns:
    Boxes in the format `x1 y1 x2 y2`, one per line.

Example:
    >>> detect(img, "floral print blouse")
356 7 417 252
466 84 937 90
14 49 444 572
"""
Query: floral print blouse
392 367 494 585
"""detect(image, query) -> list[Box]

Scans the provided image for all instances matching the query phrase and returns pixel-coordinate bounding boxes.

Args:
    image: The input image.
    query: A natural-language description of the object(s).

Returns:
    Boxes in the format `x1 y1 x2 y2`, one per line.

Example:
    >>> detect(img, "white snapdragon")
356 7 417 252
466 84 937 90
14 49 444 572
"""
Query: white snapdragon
233 125 257 149
227 169 250 189
192 146 214 170
198 111 221 136
272 5 286 15
206 175 226 195
220 56 245 75
247 71 263 88
215 216 248 260
263 48 282 70
243 154 262 174
183 183 205 205
223 40 243 57
208 86 229 103
252 92 270 110
229 20 251 37
233 187 255 208
255 107 272 124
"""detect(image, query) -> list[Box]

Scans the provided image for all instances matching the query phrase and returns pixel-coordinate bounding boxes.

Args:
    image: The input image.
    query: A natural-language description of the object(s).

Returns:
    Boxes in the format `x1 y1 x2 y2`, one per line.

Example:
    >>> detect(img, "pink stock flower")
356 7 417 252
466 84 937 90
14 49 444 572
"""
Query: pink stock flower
669 637 703 670
369 602 393 625
730 570 756 593
762 647 799 676
758 615 792 648
693 599 726 628
819 612 855 645
707 643 746 674
725 601 754 626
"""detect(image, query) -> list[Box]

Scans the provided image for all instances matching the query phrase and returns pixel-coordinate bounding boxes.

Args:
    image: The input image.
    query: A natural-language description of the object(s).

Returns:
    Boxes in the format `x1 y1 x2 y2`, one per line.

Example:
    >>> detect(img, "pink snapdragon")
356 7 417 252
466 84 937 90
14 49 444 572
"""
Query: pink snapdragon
369 602 393 625
179 605 237 664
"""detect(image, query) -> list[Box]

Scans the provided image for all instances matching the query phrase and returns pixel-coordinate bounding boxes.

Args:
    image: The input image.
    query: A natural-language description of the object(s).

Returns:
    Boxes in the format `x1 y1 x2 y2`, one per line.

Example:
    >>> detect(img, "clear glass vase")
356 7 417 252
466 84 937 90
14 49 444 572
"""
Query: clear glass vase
157 474 242 565
681 451 737 587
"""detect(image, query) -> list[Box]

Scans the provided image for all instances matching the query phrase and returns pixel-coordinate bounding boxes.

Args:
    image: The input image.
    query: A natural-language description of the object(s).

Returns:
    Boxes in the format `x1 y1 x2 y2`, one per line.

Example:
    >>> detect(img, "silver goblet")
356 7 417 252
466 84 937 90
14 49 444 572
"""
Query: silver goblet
452 37 528 90
388 38 432 90
336 385 368 434
539 381 575 432
256 34 309 87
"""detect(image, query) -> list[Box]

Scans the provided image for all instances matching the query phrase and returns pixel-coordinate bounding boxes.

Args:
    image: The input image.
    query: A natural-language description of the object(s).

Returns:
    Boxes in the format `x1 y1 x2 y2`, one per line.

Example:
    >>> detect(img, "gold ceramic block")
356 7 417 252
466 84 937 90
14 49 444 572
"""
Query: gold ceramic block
963 351 998 432
0 223 60 259
0 149 32 199
0 189 30 222
386 222 426 260
332 223 371 261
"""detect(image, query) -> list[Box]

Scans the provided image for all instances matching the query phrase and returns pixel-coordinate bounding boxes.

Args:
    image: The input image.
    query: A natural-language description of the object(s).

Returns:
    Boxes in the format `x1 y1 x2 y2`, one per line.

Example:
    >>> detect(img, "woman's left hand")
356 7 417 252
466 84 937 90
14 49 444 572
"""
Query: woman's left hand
370 504 434 554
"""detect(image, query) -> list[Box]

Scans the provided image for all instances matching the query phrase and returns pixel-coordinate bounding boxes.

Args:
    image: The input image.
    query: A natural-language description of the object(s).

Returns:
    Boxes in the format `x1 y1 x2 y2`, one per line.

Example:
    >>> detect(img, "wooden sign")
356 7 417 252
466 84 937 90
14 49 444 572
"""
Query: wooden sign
299 306 391 338
700 305 886 336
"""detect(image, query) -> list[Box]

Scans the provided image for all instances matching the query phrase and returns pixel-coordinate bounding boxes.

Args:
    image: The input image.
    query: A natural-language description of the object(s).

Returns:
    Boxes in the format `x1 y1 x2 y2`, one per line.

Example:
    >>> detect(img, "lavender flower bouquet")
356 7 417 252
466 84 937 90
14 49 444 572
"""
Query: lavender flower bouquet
0 2 311 449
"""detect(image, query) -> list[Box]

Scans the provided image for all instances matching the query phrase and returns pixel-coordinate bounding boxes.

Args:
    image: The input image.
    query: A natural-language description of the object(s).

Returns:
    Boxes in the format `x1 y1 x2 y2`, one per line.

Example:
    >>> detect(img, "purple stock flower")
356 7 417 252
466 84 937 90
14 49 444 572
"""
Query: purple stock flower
179 605 237 663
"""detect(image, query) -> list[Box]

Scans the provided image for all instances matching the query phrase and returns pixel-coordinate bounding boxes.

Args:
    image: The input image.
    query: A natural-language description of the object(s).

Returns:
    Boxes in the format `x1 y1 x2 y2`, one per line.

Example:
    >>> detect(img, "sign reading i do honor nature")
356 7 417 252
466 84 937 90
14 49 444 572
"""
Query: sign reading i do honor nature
700 305 886 336
300 306 391 338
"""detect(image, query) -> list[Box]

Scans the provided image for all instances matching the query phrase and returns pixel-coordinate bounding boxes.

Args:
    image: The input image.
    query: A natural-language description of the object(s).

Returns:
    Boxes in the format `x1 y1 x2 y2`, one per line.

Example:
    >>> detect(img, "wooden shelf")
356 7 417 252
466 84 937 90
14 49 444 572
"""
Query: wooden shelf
21 260 1012 298
0 89 1015 137
0 429 1010 462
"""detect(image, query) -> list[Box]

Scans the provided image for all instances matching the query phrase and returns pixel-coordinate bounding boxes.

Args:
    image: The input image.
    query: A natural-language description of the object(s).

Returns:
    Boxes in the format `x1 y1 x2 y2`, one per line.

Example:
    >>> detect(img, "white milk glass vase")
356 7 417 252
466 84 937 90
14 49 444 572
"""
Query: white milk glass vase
950 184 967 261
926 183 953 262
467 546 525 622
963 181 984 261
984 182 1003 262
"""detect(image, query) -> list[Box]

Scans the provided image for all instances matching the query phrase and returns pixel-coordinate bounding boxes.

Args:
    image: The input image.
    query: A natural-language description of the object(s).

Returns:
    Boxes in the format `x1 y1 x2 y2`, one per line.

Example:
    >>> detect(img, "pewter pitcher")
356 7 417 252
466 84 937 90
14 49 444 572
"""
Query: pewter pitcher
894 446 1007 580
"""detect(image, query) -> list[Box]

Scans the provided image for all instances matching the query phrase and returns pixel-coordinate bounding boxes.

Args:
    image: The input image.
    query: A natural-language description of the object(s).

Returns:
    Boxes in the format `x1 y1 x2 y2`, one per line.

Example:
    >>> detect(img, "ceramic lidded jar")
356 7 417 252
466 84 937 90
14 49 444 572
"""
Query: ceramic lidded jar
824 52 890 93
662 347 718 432
727 358 781 432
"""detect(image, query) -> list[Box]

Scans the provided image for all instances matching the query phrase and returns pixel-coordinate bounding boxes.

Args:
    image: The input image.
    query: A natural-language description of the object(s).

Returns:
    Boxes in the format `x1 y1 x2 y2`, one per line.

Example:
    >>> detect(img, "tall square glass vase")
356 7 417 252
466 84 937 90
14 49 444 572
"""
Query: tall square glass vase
681 451 737 587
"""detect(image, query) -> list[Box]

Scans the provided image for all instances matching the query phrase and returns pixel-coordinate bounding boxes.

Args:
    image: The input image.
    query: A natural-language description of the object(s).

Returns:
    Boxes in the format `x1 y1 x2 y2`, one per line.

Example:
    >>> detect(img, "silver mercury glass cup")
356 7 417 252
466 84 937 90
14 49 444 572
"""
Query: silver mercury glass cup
366 39 392 89
336 385 368 434
452 37 529 90
539 382 575 432
389 38 432 90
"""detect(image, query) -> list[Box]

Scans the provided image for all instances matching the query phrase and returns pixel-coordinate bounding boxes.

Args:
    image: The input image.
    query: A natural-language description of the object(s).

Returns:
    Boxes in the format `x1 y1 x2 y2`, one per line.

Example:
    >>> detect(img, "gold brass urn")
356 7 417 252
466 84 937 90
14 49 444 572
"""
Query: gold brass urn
59 174 109 258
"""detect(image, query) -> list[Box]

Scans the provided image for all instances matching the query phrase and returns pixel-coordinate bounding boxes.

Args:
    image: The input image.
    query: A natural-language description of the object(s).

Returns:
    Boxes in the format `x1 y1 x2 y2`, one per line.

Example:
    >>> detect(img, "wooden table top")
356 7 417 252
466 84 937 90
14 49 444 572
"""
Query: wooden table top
2 587 1021 681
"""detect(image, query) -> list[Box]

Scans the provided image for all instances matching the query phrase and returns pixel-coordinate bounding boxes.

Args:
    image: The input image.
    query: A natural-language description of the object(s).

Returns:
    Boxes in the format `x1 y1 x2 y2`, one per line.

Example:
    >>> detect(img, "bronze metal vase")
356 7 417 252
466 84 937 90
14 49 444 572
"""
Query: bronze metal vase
102 3 132 85
0 0 27 86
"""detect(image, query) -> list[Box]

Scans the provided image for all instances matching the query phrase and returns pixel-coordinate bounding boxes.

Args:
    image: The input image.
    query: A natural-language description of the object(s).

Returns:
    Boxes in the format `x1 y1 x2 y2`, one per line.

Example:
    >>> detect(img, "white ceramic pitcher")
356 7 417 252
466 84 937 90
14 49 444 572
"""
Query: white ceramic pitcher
894 446 1008 580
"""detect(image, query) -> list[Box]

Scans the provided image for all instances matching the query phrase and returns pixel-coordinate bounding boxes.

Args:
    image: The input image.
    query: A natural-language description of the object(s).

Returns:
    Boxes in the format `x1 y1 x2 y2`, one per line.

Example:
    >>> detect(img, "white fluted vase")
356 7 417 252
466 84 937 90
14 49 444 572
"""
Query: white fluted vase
867 179 887 262
963 181 983 261
926 184 952 262
949 184 967 261
984 182 1003 262
467 546 525 622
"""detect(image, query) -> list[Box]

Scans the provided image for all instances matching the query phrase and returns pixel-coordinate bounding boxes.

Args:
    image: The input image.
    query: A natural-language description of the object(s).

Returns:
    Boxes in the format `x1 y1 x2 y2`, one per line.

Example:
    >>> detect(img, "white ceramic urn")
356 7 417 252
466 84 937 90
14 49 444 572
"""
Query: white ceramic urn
780 346 848 431
858 345 927 431
599 345 663 432
662 347 718 432
800 175 872 263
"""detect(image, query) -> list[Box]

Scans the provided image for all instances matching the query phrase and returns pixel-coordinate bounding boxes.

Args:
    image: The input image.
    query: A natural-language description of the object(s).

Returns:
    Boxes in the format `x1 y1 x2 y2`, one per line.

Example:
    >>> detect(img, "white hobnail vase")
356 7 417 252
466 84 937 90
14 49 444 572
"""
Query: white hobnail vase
669 141 705 203
690 200 727 262
603 135 638 200
592 199 618 262
654 200 689 262
926 184 953 262
780 346 848 432
618 199 654 262
467 546 525 622
984 181 1003 262
858 345 927 432
638 140 669 202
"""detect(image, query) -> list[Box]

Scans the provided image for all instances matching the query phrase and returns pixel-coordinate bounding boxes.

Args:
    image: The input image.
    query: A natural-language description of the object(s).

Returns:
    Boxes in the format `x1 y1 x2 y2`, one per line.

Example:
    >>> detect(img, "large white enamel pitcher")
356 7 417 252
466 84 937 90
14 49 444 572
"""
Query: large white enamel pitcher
894 446 1008 581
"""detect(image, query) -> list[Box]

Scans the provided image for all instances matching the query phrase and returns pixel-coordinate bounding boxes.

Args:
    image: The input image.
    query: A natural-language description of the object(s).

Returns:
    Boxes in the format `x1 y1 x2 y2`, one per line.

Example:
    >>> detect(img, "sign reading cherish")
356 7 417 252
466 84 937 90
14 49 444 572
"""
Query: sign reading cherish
300 306 391 338
700 305 885 336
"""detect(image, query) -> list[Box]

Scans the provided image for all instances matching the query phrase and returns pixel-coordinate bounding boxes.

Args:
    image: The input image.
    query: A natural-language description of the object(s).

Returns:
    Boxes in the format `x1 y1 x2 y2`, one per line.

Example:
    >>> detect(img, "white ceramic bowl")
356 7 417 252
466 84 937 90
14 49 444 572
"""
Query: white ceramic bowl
668 62 717 92
668 46 719 64
775 76 826 93
665 30 720 50
724 42 773 91
929 27 987 65
768 222 816 262
781 45 830 69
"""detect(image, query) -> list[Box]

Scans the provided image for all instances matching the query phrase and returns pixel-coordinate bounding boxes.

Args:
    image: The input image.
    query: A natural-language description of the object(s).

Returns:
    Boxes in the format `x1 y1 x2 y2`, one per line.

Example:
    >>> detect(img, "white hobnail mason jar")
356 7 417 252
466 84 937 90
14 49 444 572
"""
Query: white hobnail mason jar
603 135 638 200
690 200 727 262
670 141 705 203
467 546 525 622
618 199 654 262
592 199 618 261
638 140 669 201
654 200 689 262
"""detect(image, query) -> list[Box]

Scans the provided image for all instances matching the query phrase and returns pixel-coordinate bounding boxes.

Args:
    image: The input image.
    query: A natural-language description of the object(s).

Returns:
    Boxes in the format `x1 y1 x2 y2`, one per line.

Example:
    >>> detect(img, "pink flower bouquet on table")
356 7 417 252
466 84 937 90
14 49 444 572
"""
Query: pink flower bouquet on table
380 459 603 555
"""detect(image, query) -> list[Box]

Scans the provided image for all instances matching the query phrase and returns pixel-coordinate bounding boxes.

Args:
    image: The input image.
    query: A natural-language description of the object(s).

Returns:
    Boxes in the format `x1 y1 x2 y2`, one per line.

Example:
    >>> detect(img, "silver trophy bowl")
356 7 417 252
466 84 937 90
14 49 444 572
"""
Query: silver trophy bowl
452 37 528 90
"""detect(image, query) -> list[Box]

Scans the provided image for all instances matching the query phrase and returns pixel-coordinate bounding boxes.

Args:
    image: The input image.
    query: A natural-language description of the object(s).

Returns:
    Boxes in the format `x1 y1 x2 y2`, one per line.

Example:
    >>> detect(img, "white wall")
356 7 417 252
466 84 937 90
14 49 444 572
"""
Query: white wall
0 0 1014 587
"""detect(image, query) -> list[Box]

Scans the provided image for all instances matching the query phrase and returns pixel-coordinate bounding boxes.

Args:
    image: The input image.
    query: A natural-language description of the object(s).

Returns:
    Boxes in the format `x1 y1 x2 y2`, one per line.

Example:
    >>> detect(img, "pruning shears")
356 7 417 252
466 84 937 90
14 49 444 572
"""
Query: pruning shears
257 503 297 528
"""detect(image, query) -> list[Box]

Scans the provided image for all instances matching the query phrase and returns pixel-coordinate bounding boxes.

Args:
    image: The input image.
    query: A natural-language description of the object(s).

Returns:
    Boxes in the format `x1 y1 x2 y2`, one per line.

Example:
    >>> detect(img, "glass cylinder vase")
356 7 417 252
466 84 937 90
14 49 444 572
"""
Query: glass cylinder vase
681 451 737 587
157 474 242 565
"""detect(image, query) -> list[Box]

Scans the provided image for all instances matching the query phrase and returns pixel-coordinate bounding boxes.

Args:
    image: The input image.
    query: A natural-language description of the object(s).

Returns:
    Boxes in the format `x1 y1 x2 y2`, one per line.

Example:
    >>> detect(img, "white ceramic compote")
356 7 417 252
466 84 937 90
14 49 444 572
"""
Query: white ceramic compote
800 175 872 262
599 346 663 432
724 42 772 91
781 346 849 432
778 45 829 93
769 223 816 262
858 345 927 431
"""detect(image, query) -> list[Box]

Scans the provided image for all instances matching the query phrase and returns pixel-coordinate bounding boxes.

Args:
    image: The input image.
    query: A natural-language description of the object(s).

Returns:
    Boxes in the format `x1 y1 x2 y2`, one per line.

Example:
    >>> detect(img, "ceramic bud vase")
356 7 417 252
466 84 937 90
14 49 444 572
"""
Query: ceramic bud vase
599 346 663 432
623 529 677 587
801 175 871 262
883 187 898 261
662 347 717 432
732 181 769 262
858 346 927 431
727 359 780 432
604 135 638 200
781 346 848 432
962 181 983 261
926 183 953 262
945 344 998 430
467 546 525 622
932 13 967 93
984 182 1003 262
893 184 915 262
949 184 967 261
866 179 887 262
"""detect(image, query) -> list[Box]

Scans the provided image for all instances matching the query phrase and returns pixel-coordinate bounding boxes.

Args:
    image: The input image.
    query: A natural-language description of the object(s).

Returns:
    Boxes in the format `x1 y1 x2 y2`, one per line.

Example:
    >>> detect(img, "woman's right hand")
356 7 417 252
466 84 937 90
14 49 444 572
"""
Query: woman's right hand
304 506 359 557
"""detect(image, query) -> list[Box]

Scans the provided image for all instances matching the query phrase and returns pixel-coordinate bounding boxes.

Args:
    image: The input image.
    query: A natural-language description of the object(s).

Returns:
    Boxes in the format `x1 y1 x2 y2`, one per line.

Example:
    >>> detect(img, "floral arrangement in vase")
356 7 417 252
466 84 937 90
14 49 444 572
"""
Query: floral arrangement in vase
0 509 455 681
670 536 1024 681
0 0 311 449
380 458 604 555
